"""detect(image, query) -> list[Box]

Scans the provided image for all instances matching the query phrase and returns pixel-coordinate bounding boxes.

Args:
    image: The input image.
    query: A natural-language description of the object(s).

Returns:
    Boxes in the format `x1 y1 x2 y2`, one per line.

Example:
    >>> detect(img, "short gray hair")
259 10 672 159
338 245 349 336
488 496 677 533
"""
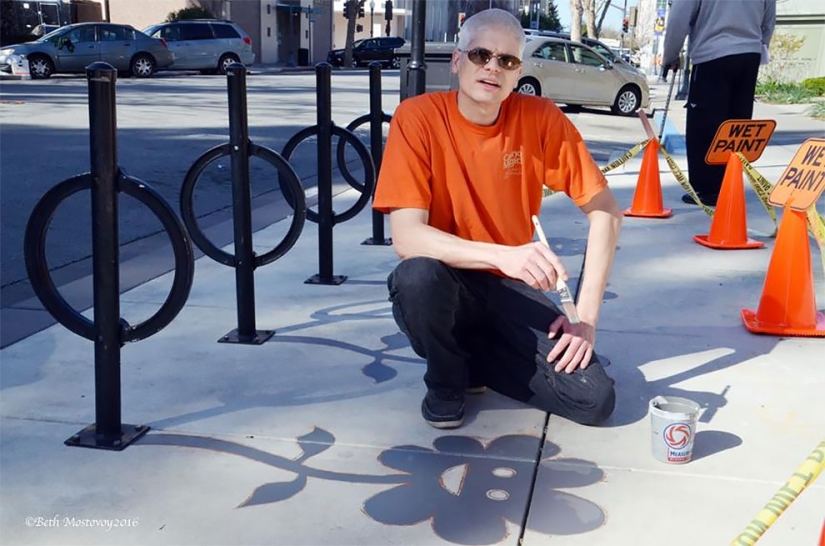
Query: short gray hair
457 8 526 56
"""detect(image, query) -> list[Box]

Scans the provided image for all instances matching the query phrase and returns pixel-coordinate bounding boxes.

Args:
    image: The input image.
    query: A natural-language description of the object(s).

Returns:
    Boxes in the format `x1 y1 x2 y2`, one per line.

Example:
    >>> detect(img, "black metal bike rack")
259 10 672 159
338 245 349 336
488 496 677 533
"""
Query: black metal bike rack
23 63 195 451
336 62 392 246
281 62 376 285
180 64 307 345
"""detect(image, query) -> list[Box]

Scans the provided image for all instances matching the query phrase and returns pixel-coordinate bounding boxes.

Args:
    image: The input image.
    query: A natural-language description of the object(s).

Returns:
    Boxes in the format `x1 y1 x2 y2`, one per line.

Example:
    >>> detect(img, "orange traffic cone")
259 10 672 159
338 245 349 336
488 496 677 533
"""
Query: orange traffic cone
694 153 764 249
623 140 672 218
741 205 825 336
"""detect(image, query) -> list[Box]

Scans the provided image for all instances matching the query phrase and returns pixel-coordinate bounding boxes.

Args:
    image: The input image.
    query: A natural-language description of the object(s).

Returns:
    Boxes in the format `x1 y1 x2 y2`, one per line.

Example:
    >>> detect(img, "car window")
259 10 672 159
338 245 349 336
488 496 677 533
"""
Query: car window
100 25 134 42
211 23 240 39
64 26 96 44
587 41 615 61
534 42 567 62
569 44 605 67
179 23 213 41
153 25 180 42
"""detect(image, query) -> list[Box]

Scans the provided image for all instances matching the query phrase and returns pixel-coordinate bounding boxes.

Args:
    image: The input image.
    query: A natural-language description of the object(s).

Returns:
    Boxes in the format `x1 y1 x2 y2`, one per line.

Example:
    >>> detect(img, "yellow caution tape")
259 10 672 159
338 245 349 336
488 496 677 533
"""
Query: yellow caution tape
600 139 650 174
731 439 825 545
806 204 825 276
658 146 716 216
738 154 779 236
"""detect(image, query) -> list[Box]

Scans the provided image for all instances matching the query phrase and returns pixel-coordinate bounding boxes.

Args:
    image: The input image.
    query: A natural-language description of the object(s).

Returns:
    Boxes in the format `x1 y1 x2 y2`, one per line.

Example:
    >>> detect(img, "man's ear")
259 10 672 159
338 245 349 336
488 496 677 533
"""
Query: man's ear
451 51 460 74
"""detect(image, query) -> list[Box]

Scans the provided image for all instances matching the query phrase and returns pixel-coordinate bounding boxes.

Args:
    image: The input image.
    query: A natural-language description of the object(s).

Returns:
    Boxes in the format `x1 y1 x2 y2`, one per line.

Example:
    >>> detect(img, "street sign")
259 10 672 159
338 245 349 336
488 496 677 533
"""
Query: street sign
769 137 825 211
705 119 776 165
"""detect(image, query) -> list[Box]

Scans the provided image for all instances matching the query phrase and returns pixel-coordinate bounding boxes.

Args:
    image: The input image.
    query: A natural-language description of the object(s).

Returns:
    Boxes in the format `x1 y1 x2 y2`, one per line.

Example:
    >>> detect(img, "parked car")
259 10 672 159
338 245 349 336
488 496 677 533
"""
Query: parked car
0 22 173 78
517 36 650 116
523 29 641 72
142 19 254 74
327 36 405 68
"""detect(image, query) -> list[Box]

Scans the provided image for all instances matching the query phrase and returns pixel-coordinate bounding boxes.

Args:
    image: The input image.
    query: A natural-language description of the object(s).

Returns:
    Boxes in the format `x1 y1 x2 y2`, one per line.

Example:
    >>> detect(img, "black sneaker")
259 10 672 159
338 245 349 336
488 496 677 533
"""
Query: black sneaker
421 390 465 429
681 193 717 207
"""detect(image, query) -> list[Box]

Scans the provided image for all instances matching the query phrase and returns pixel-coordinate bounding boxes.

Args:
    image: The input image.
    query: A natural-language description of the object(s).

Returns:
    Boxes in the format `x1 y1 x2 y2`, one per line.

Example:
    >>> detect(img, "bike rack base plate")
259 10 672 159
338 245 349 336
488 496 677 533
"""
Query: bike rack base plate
361 237 393 246
305 274 347 286
218 329 276 345
64 423 150 451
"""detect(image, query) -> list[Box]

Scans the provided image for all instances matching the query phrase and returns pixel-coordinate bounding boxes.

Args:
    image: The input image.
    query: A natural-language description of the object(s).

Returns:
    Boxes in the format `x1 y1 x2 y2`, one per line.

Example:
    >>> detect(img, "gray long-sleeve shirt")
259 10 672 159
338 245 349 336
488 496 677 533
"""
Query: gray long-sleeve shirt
663 0 776 66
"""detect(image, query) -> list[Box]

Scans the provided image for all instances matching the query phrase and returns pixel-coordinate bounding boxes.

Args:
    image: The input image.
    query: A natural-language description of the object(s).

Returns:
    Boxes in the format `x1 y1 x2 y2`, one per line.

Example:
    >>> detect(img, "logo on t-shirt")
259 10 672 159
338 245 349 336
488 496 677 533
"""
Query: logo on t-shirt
503 151 522 178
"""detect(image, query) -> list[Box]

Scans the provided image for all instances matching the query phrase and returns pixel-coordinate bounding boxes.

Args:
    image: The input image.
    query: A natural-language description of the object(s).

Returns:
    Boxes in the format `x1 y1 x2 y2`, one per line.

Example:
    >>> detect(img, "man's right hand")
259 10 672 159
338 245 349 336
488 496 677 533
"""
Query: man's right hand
496 242 568 292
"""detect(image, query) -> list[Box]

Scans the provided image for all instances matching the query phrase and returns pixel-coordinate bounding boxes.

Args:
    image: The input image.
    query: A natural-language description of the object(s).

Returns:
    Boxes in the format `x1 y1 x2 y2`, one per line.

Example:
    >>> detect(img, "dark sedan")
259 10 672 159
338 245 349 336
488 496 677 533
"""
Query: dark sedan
327 36 405 68
0 22 174 78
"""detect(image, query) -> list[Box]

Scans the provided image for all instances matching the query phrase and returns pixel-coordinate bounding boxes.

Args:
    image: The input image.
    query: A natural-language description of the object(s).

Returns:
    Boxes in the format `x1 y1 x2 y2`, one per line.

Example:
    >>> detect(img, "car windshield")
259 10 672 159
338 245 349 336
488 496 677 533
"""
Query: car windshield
142 25 160 36
37 26 66 41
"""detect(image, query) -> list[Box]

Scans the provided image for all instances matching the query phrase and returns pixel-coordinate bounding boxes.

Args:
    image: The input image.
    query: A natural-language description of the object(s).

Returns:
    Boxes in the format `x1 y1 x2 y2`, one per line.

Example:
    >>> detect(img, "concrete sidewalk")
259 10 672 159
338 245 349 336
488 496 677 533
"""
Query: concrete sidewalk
1 88 823 545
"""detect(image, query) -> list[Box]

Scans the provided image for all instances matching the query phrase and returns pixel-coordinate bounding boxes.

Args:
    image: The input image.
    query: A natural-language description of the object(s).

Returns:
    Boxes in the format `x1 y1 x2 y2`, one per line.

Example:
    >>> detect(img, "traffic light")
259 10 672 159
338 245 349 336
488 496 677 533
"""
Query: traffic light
384 0 393 21
343 0 351 19
622 18 628 33
358 0 365 18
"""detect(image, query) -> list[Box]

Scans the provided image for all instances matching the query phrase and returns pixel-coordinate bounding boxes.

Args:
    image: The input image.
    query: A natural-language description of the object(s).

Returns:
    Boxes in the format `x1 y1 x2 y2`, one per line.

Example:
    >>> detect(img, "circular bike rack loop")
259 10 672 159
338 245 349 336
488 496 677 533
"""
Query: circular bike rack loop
179 142 307 268
281 124 376 225
24 172 195 344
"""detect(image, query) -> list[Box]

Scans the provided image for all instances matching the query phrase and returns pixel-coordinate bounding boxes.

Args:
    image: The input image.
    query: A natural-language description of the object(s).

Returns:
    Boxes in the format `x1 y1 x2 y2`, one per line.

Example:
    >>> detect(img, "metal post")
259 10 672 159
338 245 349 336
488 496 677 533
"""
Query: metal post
370 0 375 37
219 64 274 344
306 63 346 285
89 63 121 441
363 63 391 246
65 62 148 450
407 0 426 98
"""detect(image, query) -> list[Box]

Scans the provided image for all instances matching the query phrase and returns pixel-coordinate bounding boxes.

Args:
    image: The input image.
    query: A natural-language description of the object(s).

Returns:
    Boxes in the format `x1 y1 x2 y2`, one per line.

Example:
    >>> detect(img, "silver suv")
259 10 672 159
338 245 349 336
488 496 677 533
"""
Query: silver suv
143 19 254 74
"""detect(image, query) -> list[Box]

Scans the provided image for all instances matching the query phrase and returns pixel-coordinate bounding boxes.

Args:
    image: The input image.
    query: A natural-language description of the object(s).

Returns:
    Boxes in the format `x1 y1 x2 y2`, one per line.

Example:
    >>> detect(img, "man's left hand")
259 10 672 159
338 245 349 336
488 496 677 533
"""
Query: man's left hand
546 316 595 374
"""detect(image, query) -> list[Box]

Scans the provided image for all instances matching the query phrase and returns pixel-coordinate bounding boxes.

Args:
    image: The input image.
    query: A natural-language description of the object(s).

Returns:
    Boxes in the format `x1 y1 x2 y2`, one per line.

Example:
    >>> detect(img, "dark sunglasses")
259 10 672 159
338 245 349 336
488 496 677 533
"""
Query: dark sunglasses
458 47 522 70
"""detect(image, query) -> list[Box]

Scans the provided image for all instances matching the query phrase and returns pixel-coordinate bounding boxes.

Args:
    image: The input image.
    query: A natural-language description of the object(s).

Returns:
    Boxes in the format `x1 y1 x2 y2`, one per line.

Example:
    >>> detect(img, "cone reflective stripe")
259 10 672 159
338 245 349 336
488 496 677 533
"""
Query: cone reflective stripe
694 153 764 249
741 206 825 337
623 140 672 218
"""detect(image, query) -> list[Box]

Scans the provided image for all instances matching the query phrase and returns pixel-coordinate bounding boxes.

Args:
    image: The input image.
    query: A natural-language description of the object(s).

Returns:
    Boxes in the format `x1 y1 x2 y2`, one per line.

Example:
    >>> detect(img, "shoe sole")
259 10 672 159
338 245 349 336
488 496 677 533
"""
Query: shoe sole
465 386 487 394
424 416 465 429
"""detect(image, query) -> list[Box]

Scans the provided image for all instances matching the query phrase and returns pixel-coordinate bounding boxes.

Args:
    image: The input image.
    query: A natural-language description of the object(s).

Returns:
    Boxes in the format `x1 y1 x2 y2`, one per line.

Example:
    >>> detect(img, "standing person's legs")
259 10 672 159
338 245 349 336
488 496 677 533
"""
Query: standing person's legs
471 276 616 425
685 57 733 203
727 53 761 119
387 257 487 428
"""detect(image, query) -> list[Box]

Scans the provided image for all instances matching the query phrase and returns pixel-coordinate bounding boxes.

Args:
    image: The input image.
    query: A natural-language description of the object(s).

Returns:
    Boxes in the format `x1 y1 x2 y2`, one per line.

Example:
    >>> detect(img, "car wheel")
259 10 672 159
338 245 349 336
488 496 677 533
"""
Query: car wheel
390 56 400 69
517 77 541 96
28 55 54 79
218 53 240 75
351 58 358 68
612 85 641 116
130 54 155 78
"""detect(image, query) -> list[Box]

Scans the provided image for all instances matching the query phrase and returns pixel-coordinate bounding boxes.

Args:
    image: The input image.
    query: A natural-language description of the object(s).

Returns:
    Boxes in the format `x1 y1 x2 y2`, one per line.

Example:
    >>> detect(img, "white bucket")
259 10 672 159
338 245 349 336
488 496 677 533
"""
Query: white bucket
649 396 700 464
10 55 31 80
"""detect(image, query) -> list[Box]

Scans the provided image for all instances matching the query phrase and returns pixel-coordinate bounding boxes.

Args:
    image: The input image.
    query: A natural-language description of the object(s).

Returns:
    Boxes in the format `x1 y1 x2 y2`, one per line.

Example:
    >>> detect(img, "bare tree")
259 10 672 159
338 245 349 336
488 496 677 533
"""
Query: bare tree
584 0 597 37
570 0 583 42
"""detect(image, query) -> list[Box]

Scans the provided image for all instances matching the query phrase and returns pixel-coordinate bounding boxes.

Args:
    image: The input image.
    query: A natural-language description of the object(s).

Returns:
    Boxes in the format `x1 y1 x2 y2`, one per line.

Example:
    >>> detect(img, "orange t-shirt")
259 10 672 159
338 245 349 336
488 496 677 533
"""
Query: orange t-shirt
373 90 607 247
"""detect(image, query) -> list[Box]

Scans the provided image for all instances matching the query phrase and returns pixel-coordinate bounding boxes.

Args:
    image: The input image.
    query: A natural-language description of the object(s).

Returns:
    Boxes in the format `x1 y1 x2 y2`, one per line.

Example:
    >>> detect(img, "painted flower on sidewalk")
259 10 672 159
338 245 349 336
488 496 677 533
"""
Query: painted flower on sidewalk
363 435 605 545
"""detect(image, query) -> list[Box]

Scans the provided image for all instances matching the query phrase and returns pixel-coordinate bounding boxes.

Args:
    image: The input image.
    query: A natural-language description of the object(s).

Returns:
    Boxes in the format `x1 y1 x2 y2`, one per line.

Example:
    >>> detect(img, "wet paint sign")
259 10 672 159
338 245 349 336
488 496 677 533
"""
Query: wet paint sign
769 138 825 211
705 119 776 164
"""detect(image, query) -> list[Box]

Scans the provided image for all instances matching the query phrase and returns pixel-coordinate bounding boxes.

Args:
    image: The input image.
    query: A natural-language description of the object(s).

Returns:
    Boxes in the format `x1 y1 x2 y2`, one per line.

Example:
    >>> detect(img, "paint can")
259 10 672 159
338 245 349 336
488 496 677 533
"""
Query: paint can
649 396 700 464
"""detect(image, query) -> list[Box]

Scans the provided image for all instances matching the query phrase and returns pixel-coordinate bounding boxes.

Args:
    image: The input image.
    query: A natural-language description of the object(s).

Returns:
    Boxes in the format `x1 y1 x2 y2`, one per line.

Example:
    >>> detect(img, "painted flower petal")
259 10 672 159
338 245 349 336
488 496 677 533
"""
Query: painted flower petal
539 458 604 488
363 484 435 525
528 490 605 535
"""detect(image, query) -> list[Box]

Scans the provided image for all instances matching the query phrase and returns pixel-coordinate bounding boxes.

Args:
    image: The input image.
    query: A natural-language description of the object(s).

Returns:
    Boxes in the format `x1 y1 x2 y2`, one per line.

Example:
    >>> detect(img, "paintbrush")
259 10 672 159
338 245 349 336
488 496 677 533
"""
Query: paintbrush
531 215 581 324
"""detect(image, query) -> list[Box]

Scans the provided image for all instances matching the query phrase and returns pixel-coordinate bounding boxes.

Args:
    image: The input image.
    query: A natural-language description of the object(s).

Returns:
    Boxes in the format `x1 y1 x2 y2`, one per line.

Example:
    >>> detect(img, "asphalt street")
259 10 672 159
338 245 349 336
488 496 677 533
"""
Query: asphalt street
0 69 654 346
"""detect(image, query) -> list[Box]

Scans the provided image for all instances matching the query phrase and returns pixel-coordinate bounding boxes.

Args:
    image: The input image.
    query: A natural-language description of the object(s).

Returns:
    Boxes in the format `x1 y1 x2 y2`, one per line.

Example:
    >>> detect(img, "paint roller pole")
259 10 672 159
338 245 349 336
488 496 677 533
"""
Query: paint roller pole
658 68 678 143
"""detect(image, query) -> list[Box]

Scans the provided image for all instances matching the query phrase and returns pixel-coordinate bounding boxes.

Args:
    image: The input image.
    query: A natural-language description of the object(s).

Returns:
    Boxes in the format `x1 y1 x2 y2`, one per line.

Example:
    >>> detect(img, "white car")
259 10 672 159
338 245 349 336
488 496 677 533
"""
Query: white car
517 37 650 116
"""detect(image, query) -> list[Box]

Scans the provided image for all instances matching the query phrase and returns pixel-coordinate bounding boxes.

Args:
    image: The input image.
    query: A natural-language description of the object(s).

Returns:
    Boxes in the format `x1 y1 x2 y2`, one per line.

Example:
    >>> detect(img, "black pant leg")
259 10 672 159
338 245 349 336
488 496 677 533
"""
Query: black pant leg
473 276 616 425
686 53 762 198
686 57 732 197
729 53 760 119
387 257 485 396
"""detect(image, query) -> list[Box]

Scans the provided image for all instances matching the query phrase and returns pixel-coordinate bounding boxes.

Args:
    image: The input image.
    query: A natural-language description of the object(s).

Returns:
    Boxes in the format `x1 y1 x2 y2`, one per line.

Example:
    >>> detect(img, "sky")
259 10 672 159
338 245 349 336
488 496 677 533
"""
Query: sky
553 1 633 33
